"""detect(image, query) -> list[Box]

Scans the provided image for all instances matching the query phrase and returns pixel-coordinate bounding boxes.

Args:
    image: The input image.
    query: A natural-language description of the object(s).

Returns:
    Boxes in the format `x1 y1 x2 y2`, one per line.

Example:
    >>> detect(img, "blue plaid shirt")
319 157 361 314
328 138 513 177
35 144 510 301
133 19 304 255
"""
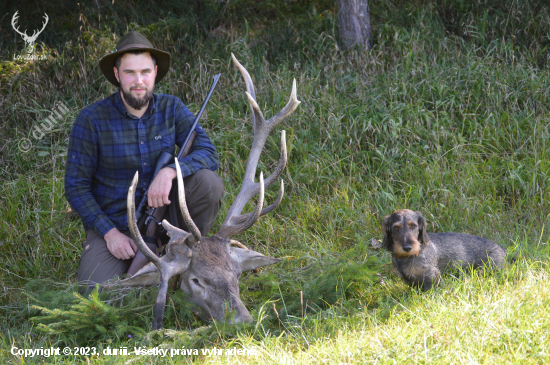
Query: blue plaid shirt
64 90 219 238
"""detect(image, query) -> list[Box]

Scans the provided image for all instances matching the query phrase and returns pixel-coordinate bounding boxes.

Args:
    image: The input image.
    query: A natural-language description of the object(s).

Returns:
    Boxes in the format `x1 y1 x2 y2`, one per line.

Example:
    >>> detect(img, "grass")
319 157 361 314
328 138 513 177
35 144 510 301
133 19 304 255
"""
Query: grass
237 261 550 364
1 0 550 363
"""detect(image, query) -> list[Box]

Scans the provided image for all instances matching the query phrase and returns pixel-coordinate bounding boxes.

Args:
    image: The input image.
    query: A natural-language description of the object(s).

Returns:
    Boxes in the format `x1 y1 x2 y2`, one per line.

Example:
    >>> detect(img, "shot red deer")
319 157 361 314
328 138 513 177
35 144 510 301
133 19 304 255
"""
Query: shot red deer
120 54 300 329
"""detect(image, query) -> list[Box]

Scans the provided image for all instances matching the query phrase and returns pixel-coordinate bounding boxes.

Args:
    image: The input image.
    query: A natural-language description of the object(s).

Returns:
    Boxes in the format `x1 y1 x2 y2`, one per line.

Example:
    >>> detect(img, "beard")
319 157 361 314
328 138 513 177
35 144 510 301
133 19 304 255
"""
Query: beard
121 84 154 110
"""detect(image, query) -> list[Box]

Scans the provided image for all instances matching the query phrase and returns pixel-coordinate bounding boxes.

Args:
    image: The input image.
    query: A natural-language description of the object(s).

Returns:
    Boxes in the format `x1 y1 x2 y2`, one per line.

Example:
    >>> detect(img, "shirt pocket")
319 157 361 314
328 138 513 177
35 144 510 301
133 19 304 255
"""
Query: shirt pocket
151 126 175 155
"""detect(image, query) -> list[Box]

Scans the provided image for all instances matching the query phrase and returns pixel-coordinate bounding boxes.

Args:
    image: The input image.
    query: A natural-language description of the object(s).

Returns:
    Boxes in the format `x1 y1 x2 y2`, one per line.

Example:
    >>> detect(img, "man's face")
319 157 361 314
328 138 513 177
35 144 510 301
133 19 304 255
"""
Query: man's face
113 52 157 111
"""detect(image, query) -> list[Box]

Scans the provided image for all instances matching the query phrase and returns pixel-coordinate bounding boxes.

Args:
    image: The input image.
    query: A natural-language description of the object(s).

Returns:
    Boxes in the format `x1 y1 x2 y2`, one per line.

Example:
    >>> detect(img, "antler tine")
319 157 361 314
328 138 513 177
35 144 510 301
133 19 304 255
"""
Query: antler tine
218 128 287 237
42 13 49 27
37 13 48 34
127 171 161 269
264 130 287 188
11 11 26 38
220 131 286 228
219 173 265 237
231 53 257 128
232 129 286 200
241 82 297 186
268 79 301 127
174 158 201 243
218 130 287 234
232 179 284 225
29 13 48 40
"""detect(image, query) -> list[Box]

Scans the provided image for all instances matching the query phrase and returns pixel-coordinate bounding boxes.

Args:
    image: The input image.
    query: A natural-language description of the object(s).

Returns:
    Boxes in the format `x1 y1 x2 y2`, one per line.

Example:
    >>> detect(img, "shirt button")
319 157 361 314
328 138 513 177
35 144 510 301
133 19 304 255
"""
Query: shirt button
144 162 147 166
140 141 144 144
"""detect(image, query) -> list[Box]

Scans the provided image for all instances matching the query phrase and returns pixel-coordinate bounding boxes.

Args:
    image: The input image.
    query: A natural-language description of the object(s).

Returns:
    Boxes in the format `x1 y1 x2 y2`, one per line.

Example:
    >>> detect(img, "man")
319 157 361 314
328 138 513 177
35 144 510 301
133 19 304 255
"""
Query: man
65 31 224 290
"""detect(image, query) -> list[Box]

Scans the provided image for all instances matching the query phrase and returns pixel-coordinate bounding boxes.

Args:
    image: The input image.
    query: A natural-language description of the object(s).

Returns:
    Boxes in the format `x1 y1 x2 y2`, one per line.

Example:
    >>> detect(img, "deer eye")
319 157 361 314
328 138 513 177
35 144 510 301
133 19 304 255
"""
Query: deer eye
191 278 204 289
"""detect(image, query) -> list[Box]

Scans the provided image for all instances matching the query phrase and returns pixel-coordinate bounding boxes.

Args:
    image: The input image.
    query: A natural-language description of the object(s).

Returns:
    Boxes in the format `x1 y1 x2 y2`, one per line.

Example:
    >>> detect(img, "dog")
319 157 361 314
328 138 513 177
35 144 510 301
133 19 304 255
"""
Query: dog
382 209 506 291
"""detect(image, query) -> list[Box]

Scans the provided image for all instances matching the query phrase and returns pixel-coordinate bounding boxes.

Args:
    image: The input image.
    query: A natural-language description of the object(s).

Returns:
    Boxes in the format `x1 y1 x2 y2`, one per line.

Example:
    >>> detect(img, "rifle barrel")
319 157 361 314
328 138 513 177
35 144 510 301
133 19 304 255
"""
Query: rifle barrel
134 73 221 225
178 73 221 160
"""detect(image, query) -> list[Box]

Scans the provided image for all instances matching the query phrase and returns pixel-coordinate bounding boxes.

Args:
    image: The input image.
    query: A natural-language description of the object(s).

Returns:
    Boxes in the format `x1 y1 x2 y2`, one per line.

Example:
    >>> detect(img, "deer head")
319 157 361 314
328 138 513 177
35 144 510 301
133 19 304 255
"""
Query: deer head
11 11 49 54
119 54 300 329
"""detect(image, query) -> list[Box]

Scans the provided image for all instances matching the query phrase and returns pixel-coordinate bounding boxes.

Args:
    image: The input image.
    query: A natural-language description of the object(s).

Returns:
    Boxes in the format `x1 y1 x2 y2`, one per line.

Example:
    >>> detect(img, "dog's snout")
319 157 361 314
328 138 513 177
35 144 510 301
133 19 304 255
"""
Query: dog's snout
402 245 412 252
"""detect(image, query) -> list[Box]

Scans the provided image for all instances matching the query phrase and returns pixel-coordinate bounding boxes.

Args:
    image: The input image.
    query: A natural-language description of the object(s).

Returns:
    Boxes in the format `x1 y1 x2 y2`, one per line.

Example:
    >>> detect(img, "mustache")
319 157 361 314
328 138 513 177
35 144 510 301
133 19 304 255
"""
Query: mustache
122 84 153 110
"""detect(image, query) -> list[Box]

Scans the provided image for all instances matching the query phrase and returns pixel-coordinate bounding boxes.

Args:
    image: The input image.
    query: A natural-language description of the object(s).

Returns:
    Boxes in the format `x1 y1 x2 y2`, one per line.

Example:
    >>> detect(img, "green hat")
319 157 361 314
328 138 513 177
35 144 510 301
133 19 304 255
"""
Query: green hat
98 31 171 87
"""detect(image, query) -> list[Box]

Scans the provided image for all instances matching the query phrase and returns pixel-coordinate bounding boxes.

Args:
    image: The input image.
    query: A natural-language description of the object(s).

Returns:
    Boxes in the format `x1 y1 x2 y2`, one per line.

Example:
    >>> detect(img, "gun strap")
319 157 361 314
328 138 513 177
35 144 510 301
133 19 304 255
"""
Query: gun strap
142 235 157 245
145 205 169 237
142 235 163 257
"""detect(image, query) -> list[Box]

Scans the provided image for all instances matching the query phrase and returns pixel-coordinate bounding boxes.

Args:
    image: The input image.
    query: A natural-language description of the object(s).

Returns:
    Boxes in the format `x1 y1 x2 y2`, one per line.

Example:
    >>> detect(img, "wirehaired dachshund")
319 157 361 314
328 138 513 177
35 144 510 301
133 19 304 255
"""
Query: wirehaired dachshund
382 209 506 291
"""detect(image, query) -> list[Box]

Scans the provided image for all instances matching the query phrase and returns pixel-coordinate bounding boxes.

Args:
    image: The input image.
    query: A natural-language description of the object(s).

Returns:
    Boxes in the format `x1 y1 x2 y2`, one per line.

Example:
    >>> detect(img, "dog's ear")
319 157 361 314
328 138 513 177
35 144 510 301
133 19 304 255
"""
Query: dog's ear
416 211 430 245
381 215 393 251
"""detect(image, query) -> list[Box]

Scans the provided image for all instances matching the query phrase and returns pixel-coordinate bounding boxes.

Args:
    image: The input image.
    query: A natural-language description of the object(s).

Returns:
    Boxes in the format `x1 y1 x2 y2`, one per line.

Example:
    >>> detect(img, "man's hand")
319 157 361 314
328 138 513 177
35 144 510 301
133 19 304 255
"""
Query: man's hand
148 166 177 208
104 228 138 260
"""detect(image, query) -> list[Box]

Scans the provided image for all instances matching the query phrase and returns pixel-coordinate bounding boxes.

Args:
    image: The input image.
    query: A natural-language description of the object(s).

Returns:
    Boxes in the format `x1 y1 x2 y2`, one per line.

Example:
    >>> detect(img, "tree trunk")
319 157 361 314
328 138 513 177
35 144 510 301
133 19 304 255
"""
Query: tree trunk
337 0 373 50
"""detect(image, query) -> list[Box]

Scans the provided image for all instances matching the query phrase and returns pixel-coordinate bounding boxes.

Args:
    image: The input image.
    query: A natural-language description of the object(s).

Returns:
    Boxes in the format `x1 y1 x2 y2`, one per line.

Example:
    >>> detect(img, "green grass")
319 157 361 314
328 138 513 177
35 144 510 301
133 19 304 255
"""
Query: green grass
1 0 550 363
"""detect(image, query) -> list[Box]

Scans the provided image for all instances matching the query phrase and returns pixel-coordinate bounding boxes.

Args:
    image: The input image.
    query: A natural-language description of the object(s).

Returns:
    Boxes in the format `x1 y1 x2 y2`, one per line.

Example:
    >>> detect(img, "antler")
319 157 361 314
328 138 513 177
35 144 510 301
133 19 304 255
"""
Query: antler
216 54 300 237
127 158 200 329
33 13 49 40
11 11 27 39
175 159 201 243
11 11 48 42
127 171 161 269
127 159 200 268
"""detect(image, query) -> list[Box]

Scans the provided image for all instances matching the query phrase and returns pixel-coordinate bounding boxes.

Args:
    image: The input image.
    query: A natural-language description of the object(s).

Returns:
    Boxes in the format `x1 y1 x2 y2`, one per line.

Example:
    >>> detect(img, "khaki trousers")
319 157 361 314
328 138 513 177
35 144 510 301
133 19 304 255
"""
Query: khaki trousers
77 169 224 290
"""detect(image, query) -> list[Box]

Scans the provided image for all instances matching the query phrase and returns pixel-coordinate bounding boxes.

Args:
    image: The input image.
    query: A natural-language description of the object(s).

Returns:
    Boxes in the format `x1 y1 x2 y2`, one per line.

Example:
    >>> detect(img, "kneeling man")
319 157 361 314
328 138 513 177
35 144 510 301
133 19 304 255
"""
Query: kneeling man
64 31 223 291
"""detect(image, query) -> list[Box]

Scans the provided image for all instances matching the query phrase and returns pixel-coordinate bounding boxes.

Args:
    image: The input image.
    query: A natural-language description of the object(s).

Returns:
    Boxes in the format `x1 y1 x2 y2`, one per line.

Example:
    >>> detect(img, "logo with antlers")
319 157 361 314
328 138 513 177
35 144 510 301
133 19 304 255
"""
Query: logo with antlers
11 11 49 55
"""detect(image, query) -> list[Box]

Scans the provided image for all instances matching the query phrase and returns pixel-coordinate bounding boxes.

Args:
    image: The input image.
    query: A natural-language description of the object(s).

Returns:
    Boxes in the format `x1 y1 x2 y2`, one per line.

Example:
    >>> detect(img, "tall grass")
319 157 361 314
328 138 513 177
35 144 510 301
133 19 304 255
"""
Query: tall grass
1 0 550 363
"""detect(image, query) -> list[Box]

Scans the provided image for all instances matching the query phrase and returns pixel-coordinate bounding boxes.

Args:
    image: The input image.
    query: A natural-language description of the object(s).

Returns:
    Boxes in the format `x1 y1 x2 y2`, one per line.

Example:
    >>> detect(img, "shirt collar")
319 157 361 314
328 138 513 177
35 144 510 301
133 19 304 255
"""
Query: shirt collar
113 88 157 119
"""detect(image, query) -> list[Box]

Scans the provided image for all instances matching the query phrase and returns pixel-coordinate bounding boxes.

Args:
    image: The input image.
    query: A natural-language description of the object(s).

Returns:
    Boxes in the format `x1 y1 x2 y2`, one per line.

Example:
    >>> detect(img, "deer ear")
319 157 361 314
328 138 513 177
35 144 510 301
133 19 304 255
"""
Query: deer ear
118 262 161 287
230 247 281 272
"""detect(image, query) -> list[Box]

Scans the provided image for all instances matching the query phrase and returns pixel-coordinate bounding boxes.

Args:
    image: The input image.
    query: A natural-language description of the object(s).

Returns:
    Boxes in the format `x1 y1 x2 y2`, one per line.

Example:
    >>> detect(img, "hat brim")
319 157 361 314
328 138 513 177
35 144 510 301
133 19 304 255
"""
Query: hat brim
99 47 171 87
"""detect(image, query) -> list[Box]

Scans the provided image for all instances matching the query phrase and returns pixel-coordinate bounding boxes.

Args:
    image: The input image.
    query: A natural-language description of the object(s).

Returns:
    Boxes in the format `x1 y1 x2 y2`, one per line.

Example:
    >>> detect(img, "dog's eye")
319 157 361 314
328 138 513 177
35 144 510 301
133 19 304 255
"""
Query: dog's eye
393 226 400 231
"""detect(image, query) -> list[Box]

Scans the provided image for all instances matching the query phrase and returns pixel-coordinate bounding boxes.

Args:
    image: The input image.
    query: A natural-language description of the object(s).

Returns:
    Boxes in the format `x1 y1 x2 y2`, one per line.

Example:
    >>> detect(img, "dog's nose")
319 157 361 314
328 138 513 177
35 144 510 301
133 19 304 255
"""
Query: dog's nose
402 246 412 252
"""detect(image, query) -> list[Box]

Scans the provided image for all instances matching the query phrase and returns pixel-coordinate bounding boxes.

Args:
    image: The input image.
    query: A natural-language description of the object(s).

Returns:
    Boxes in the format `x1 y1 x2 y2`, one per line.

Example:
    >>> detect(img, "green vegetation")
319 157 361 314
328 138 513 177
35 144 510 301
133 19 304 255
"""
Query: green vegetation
1 0 549 363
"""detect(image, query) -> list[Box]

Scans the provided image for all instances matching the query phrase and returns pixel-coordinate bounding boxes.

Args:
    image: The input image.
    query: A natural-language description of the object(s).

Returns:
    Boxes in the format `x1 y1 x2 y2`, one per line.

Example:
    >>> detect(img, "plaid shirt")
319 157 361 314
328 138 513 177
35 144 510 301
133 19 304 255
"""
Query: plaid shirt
64 90 219 238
